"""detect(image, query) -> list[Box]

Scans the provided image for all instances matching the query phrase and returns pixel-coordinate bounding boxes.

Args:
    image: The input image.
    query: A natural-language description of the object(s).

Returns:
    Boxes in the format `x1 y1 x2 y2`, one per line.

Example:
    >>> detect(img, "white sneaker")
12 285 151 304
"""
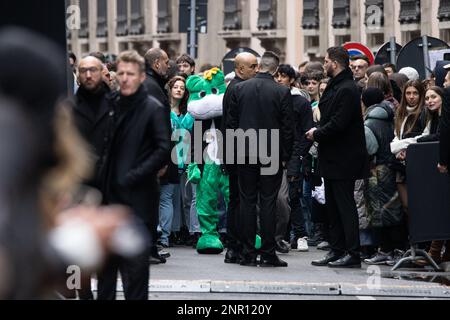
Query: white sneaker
297 237 309 252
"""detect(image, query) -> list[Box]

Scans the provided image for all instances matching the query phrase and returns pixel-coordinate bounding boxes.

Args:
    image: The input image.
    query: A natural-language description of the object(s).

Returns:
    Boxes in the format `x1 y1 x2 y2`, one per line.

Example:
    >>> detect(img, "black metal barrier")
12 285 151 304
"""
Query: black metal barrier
407 142 450 243
392 142 450 271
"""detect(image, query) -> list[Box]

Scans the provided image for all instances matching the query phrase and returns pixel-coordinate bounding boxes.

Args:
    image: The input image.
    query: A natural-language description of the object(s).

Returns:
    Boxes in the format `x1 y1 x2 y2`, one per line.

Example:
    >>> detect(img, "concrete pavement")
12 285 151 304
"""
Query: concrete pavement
91 247 450 299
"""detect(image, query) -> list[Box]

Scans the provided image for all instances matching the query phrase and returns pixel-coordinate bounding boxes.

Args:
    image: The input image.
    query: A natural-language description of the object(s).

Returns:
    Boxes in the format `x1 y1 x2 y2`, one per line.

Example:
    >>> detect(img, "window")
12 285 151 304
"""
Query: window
399 0 421 24
335 34 351 45
223 0 241 30
302 0 319 29
116 0 128 36
79 0 89 38
305 35 320 48
97 0 108 37
99 42 109 52
365 0 384 27
257 0 276 30
332 0 350 29
81 43 90 54
158 0 172 33
402 30 421 42
438 0 450 22
440 29 450 42
130 0 144 35
367 33 385 48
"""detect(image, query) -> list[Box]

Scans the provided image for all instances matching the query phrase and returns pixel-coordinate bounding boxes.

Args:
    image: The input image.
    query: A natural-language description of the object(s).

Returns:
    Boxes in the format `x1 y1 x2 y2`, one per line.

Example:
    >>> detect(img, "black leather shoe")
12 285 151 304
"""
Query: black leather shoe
239 256 258 267
328 254 361 269
260 255 288 267
276 240 290 254
224 249 240 264
150 253 166 265
311 252 343 267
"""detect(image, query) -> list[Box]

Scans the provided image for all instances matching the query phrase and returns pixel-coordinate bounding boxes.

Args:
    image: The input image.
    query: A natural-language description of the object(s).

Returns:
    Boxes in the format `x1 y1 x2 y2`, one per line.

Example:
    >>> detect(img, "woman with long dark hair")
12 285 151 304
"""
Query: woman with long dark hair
158 76 194 248
390 80 426 214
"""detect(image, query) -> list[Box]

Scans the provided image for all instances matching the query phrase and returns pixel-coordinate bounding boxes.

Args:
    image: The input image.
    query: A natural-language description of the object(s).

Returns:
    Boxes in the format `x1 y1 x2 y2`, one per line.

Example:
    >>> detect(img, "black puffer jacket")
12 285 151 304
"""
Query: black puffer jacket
364 101 396 166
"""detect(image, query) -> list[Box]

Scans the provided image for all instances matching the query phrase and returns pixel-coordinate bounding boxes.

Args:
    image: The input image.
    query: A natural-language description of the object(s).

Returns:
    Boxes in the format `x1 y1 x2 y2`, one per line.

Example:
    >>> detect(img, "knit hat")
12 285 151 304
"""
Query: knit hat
362 87 384 108
399 67 420 81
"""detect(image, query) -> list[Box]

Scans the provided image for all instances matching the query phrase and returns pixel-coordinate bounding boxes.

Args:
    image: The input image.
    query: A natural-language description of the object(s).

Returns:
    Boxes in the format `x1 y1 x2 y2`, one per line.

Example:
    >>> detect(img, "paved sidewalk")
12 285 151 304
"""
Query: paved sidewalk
143 248 450 299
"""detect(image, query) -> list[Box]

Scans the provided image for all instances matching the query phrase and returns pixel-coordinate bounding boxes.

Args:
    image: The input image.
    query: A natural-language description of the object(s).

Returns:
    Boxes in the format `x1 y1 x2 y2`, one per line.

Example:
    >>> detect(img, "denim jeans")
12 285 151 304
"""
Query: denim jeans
179 172 193 231
289 177 308 240
189 184 201 233
158 184 181 246
217 192 227 234
301 179 313 237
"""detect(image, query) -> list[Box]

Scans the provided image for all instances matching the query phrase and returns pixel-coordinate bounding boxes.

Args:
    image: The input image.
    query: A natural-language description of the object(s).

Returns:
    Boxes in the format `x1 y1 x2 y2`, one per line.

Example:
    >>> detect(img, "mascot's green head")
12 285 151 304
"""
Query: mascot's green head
186 67 226 120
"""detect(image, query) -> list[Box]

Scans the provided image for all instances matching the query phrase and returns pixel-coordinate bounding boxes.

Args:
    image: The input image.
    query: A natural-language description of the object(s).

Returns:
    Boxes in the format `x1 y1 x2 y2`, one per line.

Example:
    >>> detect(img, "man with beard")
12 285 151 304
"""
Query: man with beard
306 47 369 269
74 56 113 193
73 55 114 299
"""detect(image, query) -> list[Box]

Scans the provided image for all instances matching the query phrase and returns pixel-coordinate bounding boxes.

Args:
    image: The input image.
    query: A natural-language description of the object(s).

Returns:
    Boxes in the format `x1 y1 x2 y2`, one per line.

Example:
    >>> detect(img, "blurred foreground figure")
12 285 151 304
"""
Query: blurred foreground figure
0 28 142 299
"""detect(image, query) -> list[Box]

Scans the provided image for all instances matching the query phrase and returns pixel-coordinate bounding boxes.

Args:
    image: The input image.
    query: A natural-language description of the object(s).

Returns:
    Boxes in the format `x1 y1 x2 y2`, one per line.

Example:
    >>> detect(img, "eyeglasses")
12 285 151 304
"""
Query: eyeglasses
79 67 101 74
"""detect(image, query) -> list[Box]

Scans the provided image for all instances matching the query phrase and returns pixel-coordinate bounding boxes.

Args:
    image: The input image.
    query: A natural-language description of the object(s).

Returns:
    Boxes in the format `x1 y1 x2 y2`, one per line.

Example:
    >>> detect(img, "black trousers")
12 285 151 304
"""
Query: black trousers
275 170 290 241
324 179 360 257
97 248 150 300
226 166 241 253
238 164 282 259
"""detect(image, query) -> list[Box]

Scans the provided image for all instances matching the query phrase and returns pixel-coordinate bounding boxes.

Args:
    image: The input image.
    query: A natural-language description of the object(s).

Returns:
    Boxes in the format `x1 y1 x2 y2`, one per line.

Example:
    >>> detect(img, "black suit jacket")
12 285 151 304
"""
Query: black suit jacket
314 68 369 180
226 72 294 165
222 76 244 171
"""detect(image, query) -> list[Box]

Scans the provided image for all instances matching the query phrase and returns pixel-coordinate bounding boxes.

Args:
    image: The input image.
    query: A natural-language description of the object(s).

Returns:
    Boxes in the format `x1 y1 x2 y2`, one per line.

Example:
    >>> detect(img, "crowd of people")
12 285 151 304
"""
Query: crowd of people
69 43 450 297
1 25 449 299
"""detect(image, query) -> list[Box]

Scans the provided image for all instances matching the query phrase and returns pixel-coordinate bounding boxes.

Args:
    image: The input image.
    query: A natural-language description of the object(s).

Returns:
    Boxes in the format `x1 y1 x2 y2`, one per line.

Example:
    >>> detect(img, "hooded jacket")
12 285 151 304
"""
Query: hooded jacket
286 88 313 177
364 101 396 166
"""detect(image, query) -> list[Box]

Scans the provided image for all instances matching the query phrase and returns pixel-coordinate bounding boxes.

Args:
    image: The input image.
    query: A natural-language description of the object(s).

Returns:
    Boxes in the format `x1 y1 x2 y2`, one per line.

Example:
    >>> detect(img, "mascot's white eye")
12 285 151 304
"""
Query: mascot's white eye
211 88 219 95
199 91 207 98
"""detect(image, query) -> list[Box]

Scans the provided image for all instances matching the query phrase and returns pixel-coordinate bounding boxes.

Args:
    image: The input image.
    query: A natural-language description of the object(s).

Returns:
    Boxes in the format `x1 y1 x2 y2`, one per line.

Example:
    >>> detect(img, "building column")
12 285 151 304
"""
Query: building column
250 0 264 55
89 0 98 52
350 0 362 42
198 0 226 66
108 0 118 54
286 0 302 65
325 0 334 49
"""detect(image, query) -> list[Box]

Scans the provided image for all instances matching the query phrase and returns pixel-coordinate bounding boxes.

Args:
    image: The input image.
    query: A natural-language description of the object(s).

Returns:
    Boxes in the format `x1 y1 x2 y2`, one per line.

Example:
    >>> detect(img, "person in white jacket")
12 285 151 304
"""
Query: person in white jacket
390 80 425 213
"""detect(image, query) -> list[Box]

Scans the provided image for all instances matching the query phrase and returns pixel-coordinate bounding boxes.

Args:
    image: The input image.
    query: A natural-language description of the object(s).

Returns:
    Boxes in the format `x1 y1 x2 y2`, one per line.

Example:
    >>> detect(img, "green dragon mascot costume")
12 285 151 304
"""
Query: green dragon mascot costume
186 68 229 254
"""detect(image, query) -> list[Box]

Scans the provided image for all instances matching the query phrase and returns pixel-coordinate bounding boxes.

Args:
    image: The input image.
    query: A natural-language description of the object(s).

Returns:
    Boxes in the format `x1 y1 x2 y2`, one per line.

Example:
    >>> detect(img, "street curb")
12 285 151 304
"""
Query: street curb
91 279 450 298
